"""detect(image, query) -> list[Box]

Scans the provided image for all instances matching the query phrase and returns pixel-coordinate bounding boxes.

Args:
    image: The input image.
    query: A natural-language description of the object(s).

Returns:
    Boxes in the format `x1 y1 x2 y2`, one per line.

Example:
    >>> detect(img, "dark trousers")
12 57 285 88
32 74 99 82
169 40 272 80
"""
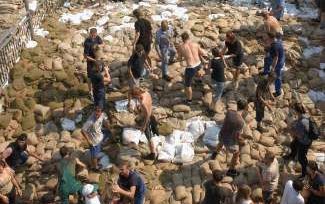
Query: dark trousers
288 139 310 176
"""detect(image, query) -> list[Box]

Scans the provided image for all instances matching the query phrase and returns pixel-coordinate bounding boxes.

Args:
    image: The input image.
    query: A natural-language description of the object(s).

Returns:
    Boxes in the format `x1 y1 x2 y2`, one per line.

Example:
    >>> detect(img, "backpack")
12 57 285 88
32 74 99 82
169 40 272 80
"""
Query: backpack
308 118 320 140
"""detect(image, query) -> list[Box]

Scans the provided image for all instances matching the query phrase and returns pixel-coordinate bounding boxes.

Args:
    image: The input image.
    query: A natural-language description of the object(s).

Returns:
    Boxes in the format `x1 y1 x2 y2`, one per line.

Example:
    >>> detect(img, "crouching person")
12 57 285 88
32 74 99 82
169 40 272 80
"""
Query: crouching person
112 160 146 204
82 106 111 170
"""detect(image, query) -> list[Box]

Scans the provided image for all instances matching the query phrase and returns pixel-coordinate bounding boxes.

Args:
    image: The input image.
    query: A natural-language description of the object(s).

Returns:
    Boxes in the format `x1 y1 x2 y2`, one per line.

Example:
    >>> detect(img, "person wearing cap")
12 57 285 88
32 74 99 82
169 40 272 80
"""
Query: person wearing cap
82 184 101 204
256 151 279 204
211 99 247 177
112 160 146 204
155 20 176 81
84 28 103 100
81 106 111 170
133 9 153 67
0 133 43 170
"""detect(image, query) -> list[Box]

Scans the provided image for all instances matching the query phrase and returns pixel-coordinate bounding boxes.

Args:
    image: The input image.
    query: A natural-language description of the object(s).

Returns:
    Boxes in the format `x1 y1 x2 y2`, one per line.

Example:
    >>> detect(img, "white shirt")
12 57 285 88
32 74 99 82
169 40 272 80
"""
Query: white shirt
280 180 304 204
82 112 107 146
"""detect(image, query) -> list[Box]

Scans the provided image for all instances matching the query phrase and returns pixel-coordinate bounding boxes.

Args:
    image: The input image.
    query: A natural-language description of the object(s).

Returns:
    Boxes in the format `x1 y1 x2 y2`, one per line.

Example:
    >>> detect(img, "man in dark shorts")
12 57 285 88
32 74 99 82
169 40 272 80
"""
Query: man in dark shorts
222 31 244 90
133 9 153 67
177 32 207 105
211 99 247 177
113 160 146 204
306 161 325 204
84 28 103 99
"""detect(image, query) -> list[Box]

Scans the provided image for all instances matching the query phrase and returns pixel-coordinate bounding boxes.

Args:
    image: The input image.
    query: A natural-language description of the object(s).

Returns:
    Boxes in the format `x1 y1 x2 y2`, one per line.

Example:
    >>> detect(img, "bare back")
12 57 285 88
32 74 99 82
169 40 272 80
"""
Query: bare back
265 16 283 34
179 41 202 67
140 91 152 117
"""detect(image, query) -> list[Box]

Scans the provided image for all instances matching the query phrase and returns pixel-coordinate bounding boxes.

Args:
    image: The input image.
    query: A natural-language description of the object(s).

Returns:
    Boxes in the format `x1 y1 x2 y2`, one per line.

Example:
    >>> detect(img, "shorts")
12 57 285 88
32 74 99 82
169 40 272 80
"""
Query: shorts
87 61 95 79
128 77 140 89
90 143 102 158
184 64 202 87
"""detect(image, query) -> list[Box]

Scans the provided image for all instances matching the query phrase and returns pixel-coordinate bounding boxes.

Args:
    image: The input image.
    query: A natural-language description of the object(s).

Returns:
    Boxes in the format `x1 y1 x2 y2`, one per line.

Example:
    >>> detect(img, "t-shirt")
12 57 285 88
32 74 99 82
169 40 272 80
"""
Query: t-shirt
256 81 272 104
117 171 146 198
128 53 145 79
308 173 325 204
82 112 108 146
135 18 152 45
271 0 285 20
219 110 244 147
269 40 285 70
210 58 225 82
0 167 14 195
261 158 279 192
280 180 304 204
225 40 244 66
156 27 173 50
84 36 103 59
292 115 311 146
202 180 232 204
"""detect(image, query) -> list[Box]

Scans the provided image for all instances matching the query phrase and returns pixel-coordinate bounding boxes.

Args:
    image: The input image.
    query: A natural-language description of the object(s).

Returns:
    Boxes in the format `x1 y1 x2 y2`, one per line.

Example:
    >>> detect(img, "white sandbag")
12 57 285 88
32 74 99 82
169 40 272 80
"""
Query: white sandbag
115 99 137 112
158 143 175 162
174 143 194 163
168 130 194 145
164 0 178 4
151 136 166 154
186 119 205 141
61 118 76 131
96 16 109 26
122 128 148 145
203 124 221 148
97 152 112 170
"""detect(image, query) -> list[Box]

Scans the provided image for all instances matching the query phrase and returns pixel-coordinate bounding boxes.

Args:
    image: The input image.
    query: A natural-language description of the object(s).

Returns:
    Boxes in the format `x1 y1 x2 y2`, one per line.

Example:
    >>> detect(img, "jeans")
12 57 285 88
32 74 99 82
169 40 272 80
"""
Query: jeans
211 80 225 101
288 139 310 177
93 88 105 108
160 47 176 77
263 57 284 95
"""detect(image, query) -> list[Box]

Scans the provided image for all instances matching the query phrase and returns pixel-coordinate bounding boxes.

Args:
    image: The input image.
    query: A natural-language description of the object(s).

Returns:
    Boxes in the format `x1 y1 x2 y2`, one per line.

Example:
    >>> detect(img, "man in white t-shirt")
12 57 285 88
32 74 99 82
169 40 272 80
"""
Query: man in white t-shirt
82 106 110 170
280 179 304 204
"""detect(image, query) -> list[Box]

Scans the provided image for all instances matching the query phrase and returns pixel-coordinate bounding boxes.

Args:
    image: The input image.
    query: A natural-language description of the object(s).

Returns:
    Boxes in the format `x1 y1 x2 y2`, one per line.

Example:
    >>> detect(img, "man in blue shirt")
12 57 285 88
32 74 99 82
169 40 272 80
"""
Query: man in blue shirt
263 32 285 97
155 20 176 82
113 160 146 204
270 0 285 21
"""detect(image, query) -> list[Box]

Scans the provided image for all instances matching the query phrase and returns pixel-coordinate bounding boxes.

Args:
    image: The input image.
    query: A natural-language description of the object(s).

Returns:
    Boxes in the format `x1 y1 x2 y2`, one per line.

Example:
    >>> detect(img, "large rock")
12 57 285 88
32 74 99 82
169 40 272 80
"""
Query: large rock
172 105 191 113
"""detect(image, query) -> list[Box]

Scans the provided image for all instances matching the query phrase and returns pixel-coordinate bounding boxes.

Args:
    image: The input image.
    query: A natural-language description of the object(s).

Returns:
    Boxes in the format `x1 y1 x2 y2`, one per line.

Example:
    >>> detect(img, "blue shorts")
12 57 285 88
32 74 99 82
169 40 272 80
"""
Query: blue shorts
184 64 201 87
90 143 102 158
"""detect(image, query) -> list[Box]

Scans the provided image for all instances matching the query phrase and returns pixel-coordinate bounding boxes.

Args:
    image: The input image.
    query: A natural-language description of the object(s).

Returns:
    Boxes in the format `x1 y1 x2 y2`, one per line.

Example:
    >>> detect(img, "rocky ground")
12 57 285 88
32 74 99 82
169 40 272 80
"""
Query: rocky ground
0 0 324 203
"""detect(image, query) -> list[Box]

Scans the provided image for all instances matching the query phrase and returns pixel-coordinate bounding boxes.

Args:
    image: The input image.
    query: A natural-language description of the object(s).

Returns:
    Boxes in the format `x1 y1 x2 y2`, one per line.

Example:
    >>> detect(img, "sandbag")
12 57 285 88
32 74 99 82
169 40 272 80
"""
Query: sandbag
158 143 175 162
259 136 275 147
186 118 205 140
174 185 187 201
53 57 63 70
174 143 194 163
240 143 251 155
251 188 263 201
149 189 169 204
122 128 148 145
200 162 212 178
209 160 221 171
203 124 220 148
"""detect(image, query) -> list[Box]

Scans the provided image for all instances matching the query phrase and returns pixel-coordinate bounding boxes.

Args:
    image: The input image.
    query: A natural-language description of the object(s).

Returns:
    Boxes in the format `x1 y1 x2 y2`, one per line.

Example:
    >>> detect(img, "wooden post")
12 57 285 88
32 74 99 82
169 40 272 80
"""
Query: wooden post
23 0 35 40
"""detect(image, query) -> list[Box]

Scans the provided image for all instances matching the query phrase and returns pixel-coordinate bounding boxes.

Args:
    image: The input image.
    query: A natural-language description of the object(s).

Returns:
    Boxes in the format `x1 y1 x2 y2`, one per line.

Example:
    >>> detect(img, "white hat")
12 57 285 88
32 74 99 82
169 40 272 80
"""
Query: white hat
82 184 94 196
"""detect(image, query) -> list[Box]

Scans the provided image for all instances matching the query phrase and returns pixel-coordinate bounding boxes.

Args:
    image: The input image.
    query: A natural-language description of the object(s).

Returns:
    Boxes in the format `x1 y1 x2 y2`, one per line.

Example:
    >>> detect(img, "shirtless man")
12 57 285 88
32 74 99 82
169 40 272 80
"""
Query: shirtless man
177 32 207 104
262 11 283 37
131 87 157 160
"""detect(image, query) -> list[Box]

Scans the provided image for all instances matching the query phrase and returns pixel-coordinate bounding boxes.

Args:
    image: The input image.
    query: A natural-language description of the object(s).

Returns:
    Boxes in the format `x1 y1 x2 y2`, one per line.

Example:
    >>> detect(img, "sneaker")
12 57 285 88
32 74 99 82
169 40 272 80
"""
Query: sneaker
184 99 192 105
210 152 217 160
226 169 239 178
143 153 156 160
273 92 282 97
163 75 172 82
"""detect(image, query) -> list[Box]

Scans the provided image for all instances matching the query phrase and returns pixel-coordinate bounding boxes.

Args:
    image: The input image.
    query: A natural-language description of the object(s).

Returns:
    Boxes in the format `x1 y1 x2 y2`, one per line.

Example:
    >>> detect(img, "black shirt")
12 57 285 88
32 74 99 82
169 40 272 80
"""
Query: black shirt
84 36 103 60
117 171 146 197
226 40 243 66
308 173 325 204
210 58 225 82
135 18 152 45
128 53 145 79
202 180 232 204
